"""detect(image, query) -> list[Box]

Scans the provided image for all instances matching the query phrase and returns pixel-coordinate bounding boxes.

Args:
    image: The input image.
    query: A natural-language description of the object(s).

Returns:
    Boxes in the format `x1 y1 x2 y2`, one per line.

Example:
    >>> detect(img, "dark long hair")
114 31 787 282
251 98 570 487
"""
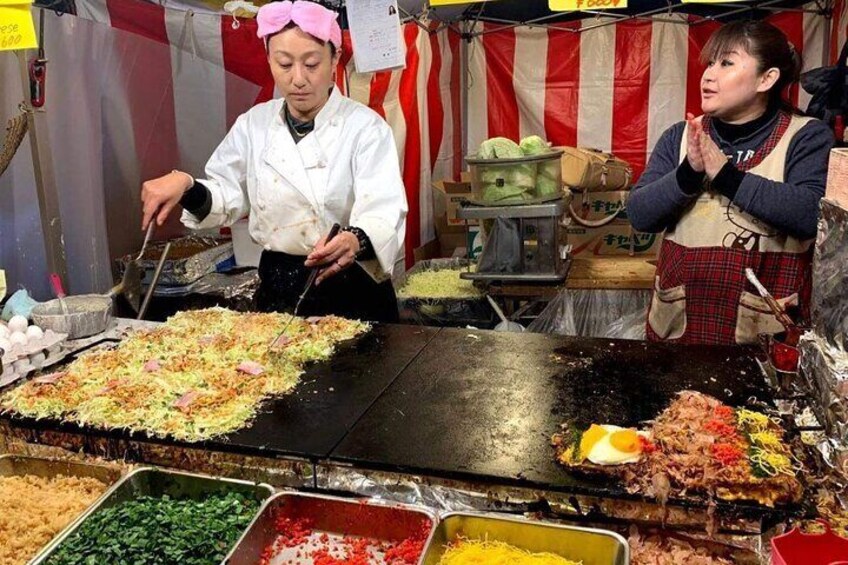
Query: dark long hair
701 20 802 114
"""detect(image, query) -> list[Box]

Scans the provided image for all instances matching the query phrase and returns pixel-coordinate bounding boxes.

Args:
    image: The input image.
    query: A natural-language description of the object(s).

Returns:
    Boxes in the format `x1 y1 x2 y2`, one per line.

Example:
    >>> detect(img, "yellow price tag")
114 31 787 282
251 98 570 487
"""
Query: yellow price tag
549 0 627 10
0 3 38 52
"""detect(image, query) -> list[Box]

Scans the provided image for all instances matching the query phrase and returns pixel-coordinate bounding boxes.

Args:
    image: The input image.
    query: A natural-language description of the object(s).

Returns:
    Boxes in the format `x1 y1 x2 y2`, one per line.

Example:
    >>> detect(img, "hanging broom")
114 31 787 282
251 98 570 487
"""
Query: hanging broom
0 111 29 178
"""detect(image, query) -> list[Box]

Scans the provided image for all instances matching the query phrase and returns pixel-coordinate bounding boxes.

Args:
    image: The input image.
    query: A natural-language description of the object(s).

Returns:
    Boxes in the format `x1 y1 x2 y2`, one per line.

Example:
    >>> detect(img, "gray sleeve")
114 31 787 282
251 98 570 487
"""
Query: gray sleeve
732 119 834 240
626 121 699 233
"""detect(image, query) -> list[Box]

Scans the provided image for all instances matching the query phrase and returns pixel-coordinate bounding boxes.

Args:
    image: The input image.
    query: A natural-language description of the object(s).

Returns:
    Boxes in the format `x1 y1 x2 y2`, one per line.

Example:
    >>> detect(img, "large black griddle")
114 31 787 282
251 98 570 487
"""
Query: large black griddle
328 327 790 524
1 325 438 460
1 324 796 526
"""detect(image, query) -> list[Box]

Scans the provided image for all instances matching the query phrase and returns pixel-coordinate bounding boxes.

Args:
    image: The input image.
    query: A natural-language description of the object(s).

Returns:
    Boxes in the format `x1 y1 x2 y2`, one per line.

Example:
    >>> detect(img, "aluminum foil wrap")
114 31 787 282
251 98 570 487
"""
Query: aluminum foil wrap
31 295 113 339
190 270 259 301
119 235 235 287
813 199 848 350
317 465 770 533
799 332 848 479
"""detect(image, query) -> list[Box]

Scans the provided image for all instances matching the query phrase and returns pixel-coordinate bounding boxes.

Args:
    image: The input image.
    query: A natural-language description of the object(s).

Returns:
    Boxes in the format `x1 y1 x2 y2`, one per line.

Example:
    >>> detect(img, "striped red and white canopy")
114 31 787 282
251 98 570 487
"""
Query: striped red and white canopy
72 0 845 266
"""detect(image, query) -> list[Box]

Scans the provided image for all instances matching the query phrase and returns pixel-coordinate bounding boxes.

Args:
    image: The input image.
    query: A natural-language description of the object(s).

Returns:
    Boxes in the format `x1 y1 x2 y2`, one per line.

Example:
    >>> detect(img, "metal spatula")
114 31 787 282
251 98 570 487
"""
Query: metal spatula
107 223 154 313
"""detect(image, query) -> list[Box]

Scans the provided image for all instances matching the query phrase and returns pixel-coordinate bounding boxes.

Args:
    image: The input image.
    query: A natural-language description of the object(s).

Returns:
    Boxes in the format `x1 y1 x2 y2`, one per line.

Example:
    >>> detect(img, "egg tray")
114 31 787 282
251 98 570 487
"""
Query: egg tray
0 331 68 389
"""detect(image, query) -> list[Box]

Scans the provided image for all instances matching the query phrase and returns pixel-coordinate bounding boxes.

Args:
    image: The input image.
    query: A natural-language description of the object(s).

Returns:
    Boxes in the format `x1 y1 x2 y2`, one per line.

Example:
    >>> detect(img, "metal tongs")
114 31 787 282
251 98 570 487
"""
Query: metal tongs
111 222 156 313
269 223 342 350
744 268 801 346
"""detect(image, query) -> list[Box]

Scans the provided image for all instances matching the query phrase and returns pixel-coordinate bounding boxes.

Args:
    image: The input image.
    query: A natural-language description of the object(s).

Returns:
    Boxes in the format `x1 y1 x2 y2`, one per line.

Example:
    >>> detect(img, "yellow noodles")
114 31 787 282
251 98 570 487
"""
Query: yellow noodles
439 538 581 565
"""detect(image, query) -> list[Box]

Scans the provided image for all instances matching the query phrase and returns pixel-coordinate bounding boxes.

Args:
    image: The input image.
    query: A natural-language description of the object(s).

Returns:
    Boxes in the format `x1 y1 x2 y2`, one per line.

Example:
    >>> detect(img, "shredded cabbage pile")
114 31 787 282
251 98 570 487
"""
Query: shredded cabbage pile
397 267 481 299
1 308 369 442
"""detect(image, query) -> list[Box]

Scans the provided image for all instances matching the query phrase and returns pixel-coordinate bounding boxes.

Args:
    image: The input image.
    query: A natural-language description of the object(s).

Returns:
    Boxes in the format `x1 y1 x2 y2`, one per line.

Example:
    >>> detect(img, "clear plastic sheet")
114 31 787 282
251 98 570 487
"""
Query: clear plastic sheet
813 199 848 350
395 259 496 328
527 289 650 339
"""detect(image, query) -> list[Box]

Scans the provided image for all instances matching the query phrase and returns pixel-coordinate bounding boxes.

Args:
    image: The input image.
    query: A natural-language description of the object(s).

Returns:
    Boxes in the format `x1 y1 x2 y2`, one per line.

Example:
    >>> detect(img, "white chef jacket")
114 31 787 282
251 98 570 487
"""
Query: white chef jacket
181 87 408 281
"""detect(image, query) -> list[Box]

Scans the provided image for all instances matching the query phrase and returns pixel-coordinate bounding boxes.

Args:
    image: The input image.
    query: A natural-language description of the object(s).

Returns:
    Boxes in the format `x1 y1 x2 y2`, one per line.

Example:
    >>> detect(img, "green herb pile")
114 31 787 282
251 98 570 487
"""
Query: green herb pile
45 491 260 565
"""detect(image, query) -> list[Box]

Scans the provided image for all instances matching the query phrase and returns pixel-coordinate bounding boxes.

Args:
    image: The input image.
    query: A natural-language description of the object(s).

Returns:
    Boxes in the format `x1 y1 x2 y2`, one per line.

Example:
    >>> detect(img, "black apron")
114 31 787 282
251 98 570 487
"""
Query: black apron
255 250 399 323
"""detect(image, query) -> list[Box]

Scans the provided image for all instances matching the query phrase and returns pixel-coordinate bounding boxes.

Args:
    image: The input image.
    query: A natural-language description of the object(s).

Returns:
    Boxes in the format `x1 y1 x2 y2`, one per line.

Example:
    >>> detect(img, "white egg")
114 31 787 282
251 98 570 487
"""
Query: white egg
586 425 650 466
0 324 9 339
8 315 28 334
26 325 44 341
0 337 11 354
30 352 46 368
9 332 28 348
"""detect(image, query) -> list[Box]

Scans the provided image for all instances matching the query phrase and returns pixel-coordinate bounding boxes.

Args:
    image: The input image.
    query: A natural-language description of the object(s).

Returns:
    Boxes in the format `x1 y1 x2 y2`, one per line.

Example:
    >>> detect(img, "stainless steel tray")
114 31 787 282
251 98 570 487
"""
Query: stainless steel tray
420 511 629 565
225 491 439 565
33 467 275 564
0 455 125 564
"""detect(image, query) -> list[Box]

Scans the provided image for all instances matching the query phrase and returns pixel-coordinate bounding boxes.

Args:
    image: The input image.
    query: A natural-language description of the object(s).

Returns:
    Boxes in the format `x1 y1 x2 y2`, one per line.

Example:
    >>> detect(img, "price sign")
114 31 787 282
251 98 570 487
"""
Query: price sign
549 0 628 10
0 2 37 52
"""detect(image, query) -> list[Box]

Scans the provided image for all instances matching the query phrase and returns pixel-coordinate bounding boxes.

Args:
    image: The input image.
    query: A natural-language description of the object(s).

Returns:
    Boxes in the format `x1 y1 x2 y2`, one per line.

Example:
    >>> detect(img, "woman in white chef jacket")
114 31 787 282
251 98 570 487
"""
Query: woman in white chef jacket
140 0 407 322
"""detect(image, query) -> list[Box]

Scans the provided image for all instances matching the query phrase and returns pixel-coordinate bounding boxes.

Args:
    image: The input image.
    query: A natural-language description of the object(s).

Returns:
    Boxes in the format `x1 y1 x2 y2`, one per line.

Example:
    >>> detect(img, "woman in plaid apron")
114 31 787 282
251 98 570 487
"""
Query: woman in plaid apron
628 21 834 345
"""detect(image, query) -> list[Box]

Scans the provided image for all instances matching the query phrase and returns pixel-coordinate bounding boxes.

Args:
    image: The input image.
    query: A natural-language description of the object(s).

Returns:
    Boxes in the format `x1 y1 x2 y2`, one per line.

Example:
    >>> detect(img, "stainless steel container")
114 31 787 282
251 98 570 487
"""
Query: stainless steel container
31 295 112 339
225 492 438 565
33 467 274 564
0 455 125 564
420 512 629 565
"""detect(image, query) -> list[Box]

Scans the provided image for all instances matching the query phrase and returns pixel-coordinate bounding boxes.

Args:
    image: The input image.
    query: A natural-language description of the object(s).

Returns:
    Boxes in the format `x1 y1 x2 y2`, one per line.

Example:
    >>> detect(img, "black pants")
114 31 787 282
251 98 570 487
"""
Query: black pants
255 251 399 323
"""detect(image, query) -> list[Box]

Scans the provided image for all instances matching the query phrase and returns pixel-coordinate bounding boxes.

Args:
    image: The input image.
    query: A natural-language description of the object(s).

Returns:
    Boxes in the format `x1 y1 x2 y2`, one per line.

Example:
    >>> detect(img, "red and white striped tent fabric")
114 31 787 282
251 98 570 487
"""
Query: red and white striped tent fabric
74 0 462 266
16 0 848 287
76 0 848 264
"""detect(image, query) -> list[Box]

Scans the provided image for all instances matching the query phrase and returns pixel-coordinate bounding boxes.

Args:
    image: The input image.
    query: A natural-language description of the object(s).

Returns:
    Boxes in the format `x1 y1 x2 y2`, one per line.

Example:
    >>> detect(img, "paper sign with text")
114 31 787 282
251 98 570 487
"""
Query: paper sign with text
550 0 627 10
0 3 37 52
346 0 405 73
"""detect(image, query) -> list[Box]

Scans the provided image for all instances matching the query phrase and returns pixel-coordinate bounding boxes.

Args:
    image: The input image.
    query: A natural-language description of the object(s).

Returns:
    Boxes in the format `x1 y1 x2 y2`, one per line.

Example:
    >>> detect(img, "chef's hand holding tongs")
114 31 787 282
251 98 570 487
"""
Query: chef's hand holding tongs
304 224 362 285
140 170 195 230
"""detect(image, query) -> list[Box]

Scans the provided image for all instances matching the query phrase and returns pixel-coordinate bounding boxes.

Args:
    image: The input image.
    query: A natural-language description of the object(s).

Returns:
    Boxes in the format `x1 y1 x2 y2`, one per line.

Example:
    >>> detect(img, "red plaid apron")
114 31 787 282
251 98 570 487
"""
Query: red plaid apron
646 112 815 345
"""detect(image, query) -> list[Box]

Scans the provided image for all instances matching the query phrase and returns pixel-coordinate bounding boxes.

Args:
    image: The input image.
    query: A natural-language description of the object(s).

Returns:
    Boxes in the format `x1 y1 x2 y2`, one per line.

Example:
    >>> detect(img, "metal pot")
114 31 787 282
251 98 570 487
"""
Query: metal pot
31 294 112 339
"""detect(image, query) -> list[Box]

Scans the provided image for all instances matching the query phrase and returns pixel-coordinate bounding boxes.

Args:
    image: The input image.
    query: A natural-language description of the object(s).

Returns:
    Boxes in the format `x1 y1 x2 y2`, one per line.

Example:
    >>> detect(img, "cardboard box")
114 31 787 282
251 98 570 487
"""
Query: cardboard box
566 224 662 257
436 230 467 258
569 190 629 223
826 148 848 211
432 172 478 230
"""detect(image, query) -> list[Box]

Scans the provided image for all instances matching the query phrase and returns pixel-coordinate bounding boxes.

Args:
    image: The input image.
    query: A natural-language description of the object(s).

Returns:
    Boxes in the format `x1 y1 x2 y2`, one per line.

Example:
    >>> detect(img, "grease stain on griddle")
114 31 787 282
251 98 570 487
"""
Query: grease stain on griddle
548 342 767 431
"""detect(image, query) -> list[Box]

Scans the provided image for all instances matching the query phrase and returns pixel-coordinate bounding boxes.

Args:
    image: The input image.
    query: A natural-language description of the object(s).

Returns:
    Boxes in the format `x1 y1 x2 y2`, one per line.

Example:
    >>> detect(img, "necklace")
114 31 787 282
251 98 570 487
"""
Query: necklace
284 106 313 139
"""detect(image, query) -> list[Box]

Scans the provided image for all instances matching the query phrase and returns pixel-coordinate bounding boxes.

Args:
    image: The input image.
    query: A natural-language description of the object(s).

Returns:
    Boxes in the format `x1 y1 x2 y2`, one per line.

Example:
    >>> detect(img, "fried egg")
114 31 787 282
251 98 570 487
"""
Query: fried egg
580 424 650 465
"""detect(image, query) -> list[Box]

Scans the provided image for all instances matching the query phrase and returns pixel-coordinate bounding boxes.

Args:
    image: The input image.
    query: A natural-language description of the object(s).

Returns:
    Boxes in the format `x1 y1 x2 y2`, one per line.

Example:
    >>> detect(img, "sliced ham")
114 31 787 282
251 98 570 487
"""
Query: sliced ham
198 335 216 345
96 379 123 395
173 391 200 412
143 359 161 372
270 335 291 350
31 371 67 385
237 361 265 375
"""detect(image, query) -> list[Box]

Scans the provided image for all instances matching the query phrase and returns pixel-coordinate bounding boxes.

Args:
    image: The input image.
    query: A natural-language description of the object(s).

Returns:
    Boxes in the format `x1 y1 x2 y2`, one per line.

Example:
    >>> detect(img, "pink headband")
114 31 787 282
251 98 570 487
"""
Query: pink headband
256 1 342 50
